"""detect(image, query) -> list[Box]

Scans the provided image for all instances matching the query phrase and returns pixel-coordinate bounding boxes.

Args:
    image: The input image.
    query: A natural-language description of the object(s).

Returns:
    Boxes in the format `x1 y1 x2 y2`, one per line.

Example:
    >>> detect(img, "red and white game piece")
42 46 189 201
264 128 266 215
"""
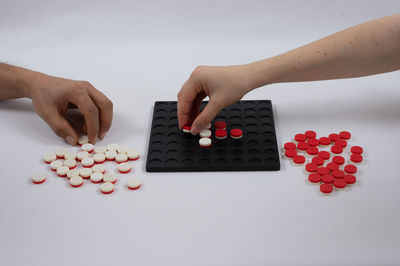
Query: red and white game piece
90 172 103 183
70 176 83 187
332 169 345 179
321 174 334 184
127 150 140 161
285 149 297 158
94 146 107 154
67 169 80 179
312 157 324 166
335 139 347 148
81 143 94 153
100 182 114 194
318 151 330 160
55 148 68 159
320 183 333 194
307 138 319 147
319 137 331 146
93 153 106 164
308 173 321 183
294 133 307 142
199 137 212 148
339 131 351 140
43 152 57 164
107 143 119 151
126 177 141 190
118 162 132 174
306 146 319 156
305 163 318 173
103 173 117 183
329 133 340 142
333 178 347 189
92 164 106 174
50 160 63 171
32 173 46 184
351 146 363 154
64 159 77 169
76 151 90 161
327 162 339 171
305 130 316 139
57 166 69 177
82 157 95 168
293 155 305 165
118 146 130 154
215 130 227 140
64 152 77 160
78 135 89 145
317 167 330 176
182 125 192 133
105 150 117 161
284 142 296 150
350 154 363 163
115 153 128 163
344 164 357 174
331 145 343 154
332 156 345 165
79 168 92 179
344 174 356 184
214 121 226 130
200 130 212 138
297 142 308 152
230 128 243 139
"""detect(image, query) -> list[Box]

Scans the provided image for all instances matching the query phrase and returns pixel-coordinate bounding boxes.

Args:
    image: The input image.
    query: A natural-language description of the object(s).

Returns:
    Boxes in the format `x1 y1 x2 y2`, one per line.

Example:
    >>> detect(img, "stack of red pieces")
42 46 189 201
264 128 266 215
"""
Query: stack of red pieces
283 130 364 195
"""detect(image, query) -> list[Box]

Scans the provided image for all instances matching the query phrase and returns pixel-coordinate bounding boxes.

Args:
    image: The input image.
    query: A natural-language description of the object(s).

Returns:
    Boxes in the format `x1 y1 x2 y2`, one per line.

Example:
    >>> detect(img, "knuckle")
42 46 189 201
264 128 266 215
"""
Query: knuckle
88 105 99 116
190 65 205 79
104 99 113 110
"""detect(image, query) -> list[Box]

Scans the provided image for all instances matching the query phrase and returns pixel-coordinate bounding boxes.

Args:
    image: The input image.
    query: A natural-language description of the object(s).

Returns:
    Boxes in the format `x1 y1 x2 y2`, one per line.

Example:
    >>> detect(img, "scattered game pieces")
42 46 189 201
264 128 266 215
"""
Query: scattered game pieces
64 159 77 169
82 157 95 168
115 153 128 163
32 173 46 184
294 133 307 142
92 164 106 174
305 130 316 139
94 146 107 154
70 176 83 187
67 169 80 179
284 142 296 150
100 182 114 194
103 173 117 183
118 162 132 174
127 150 140 161
56 166 69 177
333 178 347 189
308 173 321 183
78 135 89 145
321 174 334 184
81 143 94 153
55 148 68 159
50 160 63 171
320 183 333 194
80 168 92 179
285 149 297 158
43 152 57 164
126 177 141 190
293 155 306 165
93 153 106 164
90 172 103 184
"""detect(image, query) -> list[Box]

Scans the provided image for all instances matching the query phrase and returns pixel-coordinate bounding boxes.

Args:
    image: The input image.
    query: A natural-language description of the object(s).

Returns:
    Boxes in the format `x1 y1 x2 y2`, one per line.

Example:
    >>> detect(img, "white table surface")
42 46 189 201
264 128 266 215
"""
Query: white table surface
1 1 400 265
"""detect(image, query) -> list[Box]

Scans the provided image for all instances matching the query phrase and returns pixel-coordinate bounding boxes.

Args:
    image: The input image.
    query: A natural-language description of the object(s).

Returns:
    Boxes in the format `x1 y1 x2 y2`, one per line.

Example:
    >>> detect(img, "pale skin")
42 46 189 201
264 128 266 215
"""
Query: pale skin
178 14 400 134
0 64 113 145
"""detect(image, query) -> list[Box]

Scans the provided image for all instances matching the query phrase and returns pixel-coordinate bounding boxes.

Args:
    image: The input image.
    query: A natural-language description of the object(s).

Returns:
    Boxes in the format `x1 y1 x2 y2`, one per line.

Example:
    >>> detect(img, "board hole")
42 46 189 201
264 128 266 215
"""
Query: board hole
182 149 194 156
165 158 178 164
215 149 228 156
248 148 260 155
215 158 228 165
199 149 211 156
152 132 164 138
265 157 278 164
247 140 260 147
166 150 179 157
232 158 244 164
149 158 162 164
231 149 244 156
199 158 211 165
154 116 166 122
248 158 261 164
182 158 194 165
149 149 163 156
264 148 276 156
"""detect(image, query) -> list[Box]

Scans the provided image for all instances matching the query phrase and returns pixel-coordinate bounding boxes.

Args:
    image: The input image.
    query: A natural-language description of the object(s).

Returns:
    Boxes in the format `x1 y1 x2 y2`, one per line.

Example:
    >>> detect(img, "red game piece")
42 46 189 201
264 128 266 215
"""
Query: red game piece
333 178 347 189
321 174 334 184
312 157 324 166
182 125 191 133
344 164 357 174
332 169 345 179
344 174 356 184
297 142 308 151
230 128 243 139
307 138 319 147
329 133 340 142
327 162 339 171
293 155 306 165
305 163 318 172
308 173 321 183
295 133 307 142
332 156 345 165
317 167 330 176
351 146 363 154
336 139 347 148
331 145 343 154
339 131 351 140
318 151 330 160
350 154 363 163
320 183 333 194
305 130 316 139
285 149 297 158
319 137 331 146
214 121 226 130
284 142 296 150
215 129 227 140
306 146 319 156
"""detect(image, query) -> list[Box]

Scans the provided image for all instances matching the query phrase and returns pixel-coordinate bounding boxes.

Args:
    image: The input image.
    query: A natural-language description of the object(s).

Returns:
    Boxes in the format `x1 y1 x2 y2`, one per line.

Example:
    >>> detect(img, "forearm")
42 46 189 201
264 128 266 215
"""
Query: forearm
245 14 400 91
0 63 45 99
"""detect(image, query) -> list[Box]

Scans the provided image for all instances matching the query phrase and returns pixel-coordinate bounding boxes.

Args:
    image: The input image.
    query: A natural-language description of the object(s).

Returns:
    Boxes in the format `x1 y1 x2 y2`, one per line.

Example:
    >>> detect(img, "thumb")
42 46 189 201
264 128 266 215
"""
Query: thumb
46 111 79 145
191 100 223 134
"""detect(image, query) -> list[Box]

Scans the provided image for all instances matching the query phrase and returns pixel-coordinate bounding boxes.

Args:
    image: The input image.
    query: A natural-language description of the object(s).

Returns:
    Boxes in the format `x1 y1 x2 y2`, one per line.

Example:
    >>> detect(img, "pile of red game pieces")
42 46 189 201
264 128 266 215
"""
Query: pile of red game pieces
283 130 364 194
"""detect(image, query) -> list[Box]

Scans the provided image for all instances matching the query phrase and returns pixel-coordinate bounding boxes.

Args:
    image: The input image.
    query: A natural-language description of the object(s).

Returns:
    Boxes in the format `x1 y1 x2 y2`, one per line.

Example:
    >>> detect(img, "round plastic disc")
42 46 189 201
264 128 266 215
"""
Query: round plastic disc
333 178 347 189
329 133 340 142
305 130 316 139
321 174 334 184
327 162 339 171
351 146 363 154
285 149 297 158
350 154 363 163
332 156 345 165
344 164 357 174
312 157 324 166
305 163 318 172
318 151 330 160
319 137 331 146
295 133 307 142
297 142 308 151
284 142 297 150
331 145 343 154
339 131 351 140
308 173 321 183
317 167 330 176
332 169 345 179
293 155 305 164
344 174 357 184
320 183 333 194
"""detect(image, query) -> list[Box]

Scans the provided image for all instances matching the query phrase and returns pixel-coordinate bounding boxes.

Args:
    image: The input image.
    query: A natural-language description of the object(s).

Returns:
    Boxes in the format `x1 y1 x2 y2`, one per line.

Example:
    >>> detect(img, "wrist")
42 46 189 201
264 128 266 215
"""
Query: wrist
243 57 284 92
15 67 49 99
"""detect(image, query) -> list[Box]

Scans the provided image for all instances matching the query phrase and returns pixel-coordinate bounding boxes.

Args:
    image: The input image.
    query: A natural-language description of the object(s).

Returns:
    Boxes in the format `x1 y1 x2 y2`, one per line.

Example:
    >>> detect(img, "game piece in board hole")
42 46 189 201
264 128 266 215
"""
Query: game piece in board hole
284 142 296 150
285 149 297 158
320 183 333 194
146 100 280 172
200 130 212 138
295 133 307 142
339 131 351 140
344 174 356 184
319 137 331 146
214 121 226 130
308 173 321 183
305 130 316 139
182 126 191 133
215 129 227 140
230 128 243 139
351 146 363 154
199 137 212 148
344 164 357 174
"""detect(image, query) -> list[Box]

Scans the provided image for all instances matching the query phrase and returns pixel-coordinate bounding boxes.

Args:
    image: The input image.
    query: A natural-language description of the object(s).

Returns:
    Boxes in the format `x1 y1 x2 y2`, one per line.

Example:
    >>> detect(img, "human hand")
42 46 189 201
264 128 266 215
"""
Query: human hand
29 74 113 145
177 65 252 134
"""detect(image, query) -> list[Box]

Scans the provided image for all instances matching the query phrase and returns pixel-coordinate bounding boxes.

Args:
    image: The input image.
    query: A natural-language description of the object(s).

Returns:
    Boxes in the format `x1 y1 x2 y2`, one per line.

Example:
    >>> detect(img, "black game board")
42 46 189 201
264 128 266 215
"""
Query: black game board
146 100 280 172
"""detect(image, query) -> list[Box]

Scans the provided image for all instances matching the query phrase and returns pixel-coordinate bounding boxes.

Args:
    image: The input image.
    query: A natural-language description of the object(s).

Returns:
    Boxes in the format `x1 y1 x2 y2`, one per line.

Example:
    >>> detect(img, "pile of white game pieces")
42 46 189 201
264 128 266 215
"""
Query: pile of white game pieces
32 135 142 194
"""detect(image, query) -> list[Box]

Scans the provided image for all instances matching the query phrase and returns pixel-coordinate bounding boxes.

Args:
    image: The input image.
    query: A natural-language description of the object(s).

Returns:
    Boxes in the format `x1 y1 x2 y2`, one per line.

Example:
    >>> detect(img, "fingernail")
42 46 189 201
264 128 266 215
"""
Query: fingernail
66 136 76 146
99 131 107 140
191 125 200 134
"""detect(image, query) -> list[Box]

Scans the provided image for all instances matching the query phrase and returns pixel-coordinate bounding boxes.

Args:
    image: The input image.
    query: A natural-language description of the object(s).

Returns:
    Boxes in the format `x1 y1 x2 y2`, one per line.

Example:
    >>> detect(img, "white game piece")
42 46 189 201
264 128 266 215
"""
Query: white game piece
199 129 211 138
70 176 83 187
93 153 106 164
103 172 117 184
117 146 130 154
81 143 94 153
43 152 57 164
57 166 69 177
100 182 114 194
94 146 107 154
92 164 106 173
127 150 140 161
76 151 90 161
50 160 63 171
118 162 132 173
90 172 103 183
126 177 141 190
105 150 117 161
78 135 89 145
55 148 68 159
79 168 92 179
82 157 94 168
107 143 119 151
67 169 80 179
64 152 77 160
199 137 212 147
115 153 128 163
32 173 46 184
64 159 77 169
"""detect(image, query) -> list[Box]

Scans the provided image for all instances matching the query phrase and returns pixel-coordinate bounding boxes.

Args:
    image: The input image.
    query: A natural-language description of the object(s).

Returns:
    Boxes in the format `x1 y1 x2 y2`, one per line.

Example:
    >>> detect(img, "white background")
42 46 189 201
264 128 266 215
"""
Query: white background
1 1 400 265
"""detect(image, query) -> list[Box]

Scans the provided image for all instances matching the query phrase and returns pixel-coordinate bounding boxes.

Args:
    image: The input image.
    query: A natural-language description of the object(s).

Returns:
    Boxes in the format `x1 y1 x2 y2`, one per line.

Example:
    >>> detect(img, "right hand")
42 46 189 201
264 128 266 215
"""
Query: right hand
177 65 252 134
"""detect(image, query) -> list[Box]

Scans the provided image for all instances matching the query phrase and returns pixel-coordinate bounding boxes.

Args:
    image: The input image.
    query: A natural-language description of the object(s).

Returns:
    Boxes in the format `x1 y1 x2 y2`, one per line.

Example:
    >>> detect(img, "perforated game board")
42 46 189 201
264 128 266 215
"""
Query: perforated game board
146 100 280 172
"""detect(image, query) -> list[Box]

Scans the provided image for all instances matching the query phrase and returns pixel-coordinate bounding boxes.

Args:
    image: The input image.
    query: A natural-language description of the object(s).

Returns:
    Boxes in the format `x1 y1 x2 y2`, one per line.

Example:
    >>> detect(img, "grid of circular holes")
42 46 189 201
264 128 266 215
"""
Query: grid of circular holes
152 132 164 138
264 148 276 156
153 124 166 130
247 139 260 147
260 123 274 132
215 115 226 121
229 115 242 123
182 141 193 148
167 140 179 147
199 158 211 165
248 158 262 164
259 107 270 112
166 149 179 157
149 149 163 157
231 140 243 147
168 132 179 137
182 149 194 156
154 116 167 122
215 149 227 156
168 124 178 129
245 123 258 131
264 157 278 164
215 141 226 148
246 131 258 139
232 158 244 164
182 158 194 165
170 108 177 114
165 158 178 165
229 107 242 114
169 116 178 122
156 102 169 107
230 123 242 129
262 131 276 138
260 115 273 121
262 139 276 146
151 140 163 147
149 158 162 165
247 148 260 156
243 101 256 106
199 149 211 157
215 158 228 165
244 115 257 122
231 149 244 156
244 107 257 114
155 109 168 115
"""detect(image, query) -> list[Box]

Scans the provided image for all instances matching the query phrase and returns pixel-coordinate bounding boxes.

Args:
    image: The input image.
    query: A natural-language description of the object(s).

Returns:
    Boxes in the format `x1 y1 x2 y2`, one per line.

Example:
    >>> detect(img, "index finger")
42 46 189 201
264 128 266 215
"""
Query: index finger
69 91 100 144
177 79 204 129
